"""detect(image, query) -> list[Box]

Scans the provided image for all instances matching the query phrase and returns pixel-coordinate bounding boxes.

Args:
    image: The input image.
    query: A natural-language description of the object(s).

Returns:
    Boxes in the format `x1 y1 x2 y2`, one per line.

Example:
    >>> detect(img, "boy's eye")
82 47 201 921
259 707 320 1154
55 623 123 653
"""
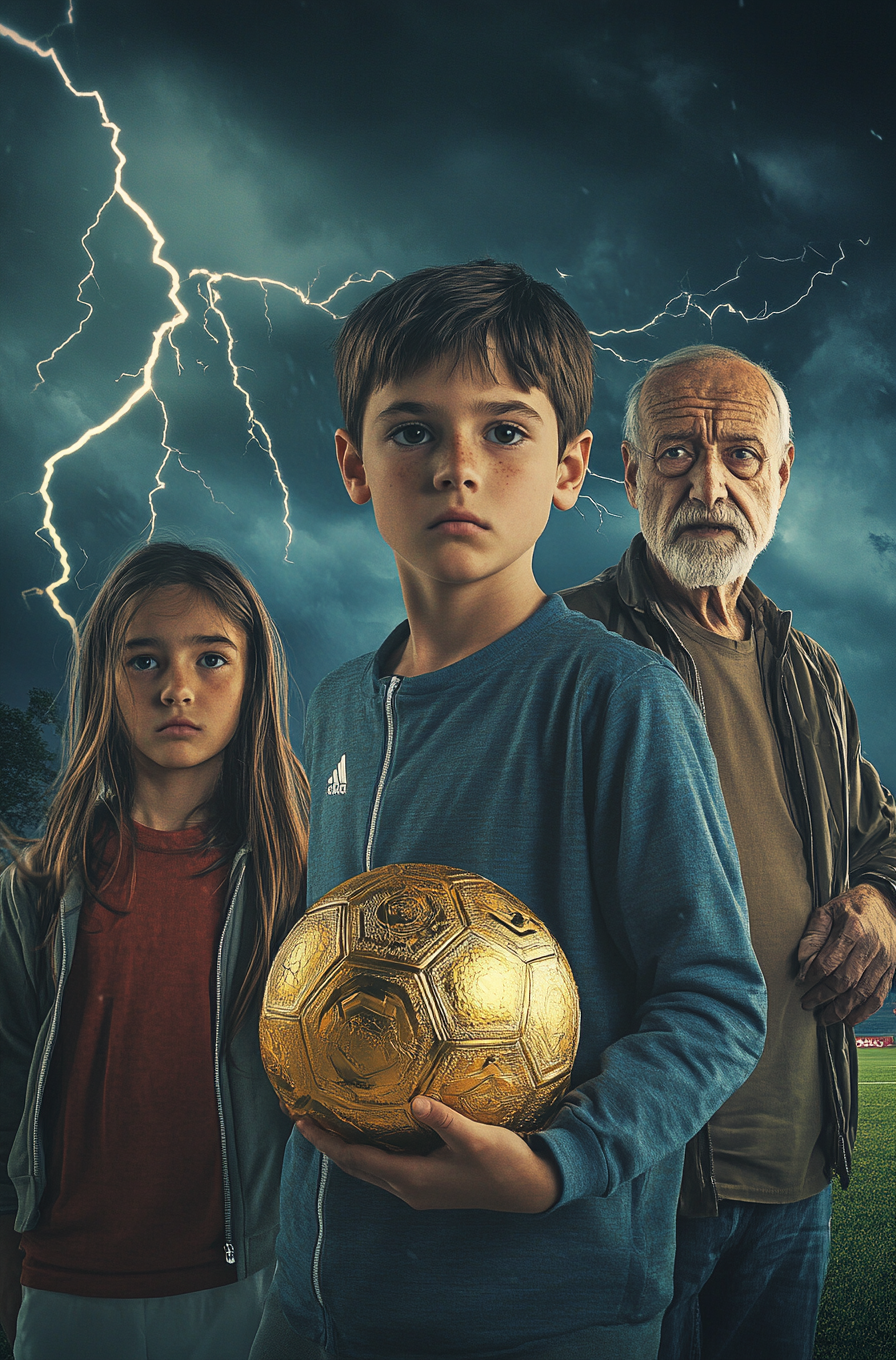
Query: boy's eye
390 423 433 447
487 423 525 446
128 655 158 672
198 653 227 669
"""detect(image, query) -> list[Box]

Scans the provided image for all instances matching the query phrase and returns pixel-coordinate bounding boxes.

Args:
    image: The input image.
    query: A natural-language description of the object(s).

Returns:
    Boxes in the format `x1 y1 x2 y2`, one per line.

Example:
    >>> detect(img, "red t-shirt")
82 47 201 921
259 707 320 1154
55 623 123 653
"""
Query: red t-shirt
21 822 239 1297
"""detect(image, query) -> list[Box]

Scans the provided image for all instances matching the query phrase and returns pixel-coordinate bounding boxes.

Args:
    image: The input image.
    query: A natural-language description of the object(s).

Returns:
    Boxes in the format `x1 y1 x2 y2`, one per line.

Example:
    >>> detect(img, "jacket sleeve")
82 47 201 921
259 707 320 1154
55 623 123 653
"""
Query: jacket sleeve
0 865 47 1216
530 661 767 1207
839 673 896 898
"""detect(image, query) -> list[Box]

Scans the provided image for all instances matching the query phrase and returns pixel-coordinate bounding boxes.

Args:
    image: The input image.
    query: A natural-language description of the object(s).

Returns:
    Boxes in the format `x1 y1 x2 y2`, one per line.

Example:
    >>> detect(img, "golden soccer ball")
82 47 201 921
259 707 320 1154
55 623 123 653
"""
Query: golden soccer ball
259 863 580 1151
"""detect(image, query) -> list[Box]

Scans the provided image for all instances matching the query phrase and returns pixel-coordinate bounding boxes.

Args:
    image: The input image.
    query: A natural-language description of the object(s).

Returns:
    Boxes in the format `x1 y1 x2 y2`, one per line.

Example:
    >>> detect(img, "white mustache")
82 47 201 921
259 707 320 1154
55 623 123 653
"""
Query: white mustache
670 506 751 543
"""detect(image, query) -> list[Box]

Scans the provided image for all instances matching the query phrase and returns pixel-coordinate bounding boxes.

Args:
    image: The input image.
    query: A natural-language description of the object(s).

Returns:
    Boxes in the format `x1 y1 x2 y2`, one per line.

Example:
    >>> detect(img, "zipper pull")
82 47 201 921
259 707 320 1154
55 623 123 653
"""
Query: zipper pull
224 1242 236 1265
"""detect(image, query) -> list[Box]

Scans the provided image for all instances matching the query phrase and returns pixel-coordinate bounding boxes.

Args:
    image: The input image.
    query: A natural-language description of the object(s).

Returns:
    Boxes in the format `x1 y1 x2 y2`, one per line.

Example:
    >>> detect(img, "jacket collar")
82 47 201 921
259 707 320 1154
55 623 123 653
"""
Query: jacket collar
617 534 793 656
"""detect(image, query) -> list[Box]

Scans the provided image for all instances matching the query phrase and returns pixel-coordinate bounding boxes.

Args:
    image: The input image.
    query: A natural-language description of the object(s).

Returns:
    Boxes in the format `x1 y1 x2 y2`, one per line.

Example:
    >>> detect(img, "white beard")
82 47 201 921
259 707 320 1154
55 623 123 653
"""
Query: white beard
640 499 777 588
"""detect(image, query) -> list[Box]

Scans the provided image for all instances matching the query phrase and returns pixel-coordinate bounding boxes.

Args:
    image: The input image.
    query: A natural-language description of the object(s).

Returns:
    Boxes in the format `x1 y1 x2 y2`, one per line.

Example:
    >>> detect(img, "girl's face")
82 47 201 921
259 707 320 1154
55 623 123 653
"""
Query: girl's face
116 585 248 777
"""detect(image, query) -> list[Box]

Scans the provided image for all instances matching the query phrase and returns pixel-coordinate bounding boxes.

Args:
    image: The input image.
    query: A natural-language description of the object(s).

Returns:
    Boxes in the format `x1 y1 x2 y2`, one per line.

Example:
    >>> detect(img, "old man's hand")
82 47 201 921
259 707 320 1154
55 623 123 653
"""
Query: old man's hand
797 883 896 1025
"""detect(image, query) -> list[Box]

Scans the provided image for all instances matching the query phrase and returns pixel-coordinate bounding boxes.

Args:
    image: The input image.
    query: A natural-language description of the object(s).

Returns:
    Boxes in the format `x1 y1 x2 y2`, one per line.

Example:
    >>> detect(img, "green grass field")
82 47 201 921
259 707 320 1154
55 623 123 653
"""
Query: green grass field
814 1046 896 1360
1 1049 892 1359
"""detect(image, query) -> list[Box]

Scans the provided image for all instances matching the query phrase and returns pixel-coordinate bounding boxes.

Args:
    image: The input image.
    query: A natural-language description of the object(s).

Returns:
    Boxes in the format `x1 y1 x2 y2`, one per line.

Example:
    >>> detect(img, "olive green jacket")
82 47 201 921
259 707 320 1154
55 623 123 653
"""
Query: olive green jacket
561 535 896 1215
0 849 294 1275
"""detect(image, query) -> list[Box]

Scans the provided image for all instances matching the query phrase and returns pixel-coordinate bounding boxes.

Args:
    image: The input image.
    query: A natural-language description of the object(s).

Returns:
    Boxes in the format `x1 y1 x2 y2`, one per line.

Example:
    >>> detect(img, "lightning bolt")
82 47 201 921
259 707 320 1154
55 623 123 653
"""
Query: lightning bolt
1 16 392 639
2 11 869 638
584 241 866 364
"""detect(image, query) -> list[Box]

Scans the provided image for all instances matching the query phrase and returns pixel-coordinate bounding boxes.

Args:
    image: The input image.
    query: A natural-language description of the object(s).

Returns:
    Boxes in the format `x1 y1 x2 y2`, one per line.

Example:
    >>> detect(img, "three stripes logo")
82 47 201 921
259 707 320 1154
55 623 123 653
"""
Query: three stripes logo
326 755 347 796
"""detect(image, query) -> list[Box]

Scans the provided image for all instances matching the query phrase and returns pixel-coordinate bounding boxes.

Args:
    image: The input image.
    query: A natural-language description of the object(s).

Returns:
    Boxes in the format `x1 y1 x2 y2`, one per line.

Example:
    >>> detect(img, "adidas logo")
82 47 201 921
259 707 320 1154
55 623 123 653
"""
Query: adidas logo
326 755 347 796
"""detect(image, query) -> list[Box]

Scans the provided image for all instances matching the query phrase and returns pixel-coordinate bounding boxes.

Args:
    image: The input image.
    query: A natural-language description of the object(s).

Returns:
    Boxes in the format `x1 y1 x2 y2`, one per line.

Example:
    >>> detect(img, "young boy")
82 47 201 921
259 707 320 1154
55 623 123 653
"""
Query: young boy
254 262 766 1360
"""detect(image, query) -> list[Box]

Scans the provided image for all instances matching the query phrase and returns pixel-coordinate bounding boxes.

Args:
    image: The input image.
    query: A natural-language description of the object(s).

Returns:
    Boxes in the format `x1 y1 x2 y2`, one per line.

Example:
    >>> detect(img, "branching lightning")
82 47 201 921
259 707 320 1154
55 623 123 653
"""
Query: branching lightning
2 11 868 640
1 17 393 639
586 241 865 364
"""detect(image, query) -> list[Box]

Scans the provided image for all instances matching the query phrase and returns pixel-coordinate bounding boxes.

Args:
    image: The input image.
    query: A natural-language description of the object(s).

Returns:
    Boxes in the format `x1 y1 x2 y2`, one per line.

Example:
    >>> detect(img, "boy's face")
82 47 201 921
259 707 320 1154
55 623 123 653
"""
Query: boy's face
335 357 591 595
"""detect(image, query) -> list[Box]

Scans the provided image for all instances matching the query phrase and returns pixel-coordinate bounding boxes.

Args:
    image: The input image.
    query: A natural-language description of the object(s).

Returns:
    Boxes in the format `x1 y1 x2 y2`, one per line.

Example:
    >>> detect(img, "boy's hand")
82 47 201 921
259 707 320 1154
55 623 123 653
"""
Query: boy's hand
294 1096 560 1213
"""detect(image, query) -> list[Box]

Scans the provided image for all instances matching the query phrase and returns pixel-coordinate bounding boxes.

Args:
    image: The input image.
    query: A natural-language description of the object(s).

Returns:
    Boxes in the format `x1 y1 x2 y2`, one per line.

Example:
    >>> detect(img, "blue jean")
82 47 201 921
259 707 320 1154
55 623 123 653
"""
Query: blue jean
658 1185 832 1360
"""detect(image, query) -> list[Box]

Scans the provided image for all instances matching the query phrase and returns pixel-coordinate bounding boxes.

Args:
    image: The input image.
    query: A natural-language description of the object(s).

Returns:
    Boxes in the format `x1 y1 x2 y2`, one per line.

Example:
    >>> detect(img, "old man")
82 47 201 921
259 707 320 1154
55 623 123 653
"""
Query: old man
562 344 896 1360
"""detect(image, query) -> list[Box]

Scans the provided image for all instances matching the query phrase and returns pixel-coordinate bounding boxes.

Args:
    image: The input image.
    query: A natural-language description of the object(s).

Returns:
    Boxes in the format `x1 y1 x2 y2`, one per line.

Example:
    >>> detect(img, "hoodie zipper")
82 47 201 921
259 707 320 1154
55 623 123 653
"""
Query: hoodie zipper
365 675 402 872
311 1152 331 1307
214 858 247 1266
312 674 402 1312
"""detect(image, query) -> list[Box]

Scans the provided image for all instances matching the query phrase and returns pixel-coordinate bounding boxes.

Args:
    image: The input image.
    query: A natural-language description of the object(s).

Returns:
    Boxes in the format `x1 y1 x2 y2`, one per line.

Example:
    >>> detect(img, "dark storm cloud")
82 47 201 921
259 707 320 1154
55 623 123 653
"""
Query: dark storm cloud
1 0 893 773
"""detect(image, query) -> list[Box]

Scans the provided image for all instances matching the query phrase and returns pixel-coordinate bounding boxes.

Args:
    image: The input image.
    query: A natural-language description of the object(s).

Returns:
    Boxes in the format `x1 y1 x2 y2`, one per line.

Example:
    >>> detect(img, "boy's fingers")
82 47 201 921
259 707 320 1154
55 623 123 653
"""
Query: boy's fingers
296 1118 405 1186
411 1096 479 1150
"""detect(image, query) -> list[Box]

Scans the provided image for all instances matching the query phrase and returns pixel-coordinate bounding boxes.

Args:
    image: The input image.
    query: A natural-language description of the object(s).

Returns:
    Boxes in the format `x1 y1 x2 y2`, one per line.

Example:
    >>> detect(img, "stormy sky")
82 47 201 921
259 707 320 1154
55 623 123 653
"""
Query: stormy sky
1 0 894 781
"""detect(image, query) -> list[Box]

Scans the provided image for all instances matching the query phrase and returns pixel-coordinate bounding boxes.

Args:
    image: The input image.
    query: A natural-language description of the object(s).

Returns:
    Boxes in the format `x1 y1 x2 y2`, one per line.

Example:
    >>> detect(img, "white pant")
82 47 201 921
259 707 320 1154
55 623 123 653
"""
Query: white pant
15 1265 274 1360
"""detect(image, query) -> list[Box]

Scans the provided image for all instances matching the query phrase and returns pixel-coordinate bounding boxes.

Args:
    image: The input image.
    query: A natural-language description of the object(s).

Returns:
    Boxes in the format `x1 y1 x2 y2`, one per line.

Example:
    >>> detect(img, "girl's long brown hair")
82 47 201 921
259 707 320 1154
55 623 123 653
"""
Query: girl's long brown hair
26 542 309 1037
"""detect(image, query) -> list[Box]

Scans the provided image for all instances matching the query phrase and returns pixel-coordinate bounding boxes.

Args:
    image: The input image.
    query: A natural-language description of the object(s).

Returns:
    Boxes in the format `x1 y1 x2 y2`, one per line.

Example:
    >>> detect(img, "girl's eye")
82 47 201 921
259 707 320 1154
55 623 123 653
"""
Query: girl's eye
129 656 158 672
198 653 227 669
391 424 433 447
487 423 525 446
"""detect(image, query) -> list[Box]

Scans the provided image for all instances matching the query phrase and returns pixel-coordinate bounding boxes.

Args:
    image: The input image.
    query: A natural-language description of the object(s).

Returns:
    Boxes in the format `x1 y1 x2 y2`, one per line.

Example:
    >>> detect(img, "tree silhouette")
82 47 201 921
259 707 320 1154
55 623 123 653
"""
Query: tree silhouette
0 688 60 835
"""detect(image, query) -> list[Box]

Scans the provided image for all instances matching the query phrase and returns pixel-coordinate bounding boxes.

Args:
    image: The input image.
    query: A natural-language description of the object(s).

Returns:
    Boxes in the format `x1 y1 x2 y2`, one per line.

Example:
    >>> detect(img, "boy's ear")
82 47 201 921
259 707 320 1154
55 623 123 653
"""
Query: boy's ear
335 430 371 505
552 431 592 511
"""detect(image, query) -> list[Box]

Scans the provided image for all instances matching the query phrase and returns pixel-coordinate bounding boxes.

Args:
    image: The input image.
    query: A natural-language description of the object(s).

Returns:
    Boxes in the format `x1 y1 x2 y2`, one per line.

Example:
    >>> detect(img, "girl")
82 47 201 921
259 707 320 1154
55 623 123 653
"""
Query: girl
0 543 309 1360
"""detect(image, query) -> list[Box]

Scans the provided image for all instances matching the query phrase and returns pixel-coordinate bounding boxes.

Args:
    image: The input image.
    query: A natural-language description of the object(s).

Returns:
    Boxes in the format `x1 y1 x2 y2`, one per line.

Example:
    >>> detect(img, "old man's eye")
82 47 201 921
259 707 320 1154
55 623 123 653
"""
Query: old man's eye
725 447 763 478
653 446 695 476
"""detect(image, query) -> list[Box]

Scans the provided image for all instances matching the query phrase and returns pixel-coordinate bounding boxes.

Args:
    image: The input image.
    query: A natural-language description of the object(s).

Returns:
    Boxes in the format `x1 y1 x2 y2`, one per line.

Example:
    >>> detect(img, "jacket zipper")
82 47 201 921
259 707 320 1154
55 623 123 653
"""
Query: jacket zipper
214 858 247 1266
780 671 851 1170
31 917 71 1178
651 604 706 719
312 674 402 1311
365 675 402 872
780 680 817 908
311 1152 330 1307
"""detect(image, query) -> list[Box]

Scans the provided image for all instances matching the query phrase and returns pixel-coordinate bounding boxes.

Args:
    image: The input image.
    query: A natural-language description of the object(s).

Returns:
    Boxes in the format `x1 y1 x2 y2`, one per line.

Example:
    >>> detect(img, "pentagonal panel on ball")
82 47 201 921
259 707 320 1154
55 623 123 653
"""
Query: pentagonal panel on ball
461 881 557 963
263 905 343 1015
422 1040 534 1128
520 953 580 1083
343 863 470 967
300 961 439 1105
427 934 527 1039
258 1012 315 1115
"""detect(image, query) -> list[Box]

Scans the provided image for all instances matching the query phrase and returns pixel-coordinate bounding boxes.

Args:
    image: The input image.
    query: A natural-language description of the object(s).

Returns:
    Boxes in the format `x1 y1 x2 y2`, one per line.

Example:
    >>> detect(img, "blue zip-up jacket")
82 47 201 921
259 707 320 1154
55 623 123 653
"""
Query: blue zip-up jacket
278 596 766 1358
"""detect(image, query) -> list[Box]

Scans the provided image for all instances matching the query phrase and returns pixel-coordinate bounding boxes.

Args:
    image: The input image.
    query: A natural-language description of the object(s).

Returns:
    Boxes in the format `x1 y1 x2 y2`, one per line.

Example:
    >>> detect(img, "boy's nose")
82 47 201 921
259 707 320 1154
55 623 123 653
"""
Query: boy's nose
433 436 480 490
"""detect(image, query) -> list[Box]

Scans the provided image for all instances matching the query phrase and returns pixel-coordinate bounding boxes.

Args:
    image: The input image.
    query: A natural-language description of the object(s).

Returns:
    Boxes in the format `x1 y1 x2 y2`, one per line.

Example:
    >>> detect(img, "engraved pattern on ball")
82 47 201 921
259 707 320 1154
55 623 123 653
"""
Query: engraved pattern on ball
304 965 437 1101
428 936 526 1038
259 864 580 1151
263 905 342 1014
521 954 581 1082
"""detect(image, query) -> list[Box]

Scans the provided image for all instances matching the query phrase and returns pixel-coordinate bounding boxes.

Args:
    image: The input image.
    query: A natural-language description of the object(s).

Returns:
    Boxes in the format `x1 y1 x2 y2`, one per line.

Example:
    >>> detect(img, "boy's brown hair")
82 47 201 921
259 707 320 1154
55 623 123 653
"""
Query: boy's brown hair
334 260 594 455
